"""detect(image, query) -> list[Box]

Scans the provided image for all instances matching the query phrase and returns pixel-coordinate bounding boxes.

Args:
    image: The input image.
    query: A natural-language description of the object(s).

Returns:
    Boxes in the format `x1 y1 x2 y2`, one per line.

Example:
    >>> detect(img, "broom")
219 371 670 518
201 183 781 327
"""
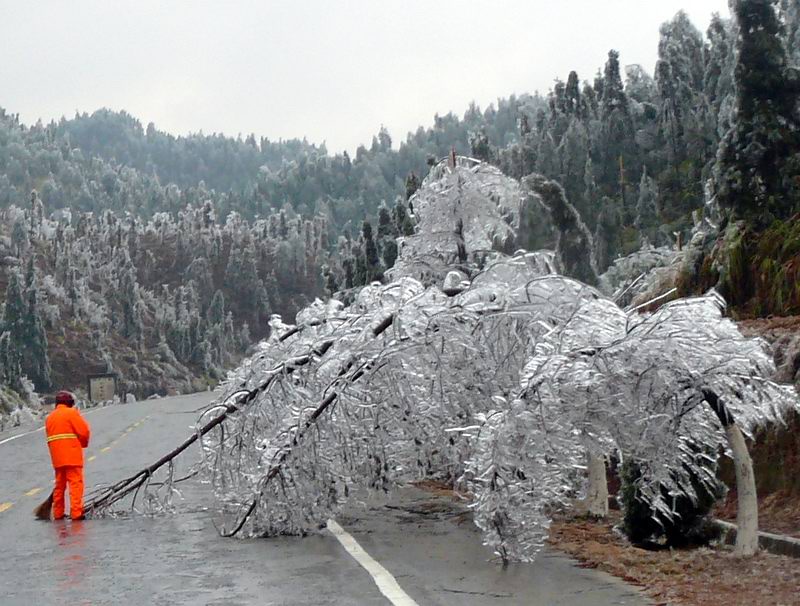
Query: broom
33 491 54 520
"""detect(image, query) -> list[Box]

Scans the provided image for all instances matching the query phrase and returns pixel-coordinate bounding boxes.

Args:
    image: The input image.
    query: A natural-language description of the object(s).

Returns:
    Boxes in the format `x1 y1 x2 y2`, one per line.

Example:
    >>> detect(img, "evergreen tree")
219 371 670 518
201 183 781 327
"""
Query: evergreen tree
184 257 214 304
583 158 599 225
469 130 494 162
23 284 52 391
594 197 622 271
353 248 367 286
322 265 339 297
716 0 800 223
376 205 399 269
24 256 36 292
30 189 45 233
565 71 582 116
2 271 29 381
376 206 395 240
238 322 251 351
393 200 415 236
342 255 355 290
625 65 657 104
405 173 421 201
169 292 193 362
1 272 23 323
635 171 660 244
656 11 706 153
601 50 628 117
596 50 637 214
120 264 145 348
535 133 560 178
525 175 598 285
225 242 260 320
208 289 226 327
256 280 271 326
11 218 29 257
704 14 736 126
558 120 591 222
0 331 22 391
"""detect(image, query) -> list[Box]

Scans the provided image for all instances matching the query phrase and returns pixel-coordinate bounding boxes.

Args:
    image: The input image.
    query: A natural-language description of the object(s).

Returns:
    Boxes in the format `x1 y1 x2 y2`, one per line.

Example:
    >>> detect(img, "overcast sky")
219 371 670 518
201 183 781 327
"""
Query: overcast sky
2 1 730 153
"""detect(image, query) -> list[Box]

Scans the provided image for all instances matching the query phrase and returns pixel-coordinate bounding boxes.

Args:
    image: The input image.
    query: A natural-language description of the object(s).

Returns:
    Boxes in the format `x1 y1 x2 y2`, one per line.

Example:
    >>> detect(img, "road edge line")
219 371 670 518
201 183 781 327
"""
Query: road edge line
0 426 43 446
327 518 418 606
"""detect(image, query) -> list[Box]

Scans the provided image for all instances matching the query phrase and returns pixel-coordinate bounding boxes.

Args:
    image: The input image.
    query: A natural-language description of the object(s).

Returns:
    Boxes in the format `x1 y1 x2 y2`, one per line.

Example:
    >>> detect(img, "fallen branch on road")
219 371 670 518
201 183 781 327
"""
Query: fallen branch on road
218 314 396 536
82 330 339 516
83 390 249 515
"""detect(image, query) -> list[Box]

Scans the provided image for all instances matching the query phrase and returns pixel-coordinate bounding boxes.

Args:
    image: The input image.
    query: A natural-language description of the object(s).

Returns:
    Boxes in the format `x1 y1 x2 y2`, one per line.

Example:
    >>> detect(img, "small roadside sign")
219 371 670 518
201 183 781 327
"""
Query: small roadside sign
87 373 117 402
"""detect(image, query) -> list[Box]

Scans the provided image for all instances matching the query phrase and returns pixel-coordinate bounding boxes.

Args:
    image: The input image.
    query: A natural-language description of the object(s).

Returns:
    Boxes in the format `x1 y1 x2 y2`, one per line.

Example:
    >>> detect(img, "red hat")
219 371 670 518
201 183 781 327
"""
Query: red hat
55 390 75 406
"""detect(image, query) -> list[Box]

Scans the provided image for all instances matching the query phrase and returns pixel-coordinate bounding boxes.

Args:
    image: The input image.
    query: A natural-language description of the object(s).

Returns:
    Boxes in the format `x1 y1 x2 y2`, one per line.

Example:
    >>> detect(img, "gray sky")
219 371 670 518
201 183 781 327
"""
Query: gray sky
2 0 730 153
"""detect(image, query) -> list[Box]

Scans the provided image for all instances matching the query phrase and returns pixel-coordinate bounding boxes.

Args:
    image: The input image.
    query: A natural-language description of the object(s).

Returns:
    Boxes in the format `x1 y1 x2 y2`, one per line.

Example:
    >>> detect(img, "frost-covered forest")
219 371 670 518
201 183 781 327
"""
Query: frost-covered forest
0 200 331 398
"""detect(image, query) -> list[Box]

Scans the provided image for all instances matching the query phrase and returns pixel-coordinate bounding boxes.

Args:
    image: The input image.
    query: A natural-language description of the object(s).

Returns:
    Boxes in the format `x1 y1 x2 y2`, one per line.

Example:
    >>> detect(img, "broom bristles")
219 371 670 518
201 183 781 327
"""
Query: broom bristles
33 491 53 520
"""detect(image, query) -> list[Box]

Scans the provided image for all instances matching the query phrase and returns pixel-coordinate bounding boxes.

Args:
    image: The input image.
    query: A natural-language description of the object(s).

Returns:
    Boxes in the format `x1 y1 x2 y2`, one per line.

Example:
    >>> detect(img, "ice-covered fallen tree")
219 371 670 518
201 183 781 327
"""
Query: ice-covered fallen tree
199 267 795 560
85 157 798 564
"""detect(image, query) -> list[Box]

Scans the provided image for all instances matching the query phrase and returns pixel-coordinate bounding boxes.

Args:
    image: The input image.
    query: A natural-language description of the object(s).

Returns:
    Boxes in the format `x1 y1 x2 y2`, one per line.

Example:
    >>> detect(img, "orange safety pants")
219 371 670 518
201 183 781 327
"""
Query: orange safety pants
53 466 84 520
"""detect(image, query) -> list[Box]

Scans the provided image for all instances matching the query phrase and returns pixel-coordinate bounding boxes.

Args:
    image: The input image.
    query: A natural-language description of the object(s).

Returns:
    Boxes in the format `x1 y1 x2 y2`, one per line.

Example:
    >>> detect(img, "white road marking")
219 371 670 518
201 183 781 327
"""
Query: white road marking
0 426 44 446
24 487 43 497
327 519 418 606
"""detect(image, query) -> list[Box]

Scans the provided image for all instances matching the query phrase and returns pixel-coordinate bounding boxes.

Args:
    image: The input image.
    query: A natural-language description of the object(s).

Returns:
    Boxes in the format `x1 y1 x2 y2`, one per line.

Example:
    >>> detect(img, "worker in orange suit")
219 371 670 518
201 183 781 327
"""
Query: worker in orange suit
45 390 91 520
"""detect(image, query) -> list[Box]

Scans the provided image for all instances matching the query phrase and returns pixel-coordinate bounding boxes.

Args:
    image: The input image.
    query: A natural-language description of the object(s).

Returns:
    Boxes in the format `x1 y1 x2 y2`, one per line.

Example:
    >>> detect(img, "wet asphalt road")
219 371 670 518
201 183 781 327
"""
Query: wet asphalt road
0 393 649 605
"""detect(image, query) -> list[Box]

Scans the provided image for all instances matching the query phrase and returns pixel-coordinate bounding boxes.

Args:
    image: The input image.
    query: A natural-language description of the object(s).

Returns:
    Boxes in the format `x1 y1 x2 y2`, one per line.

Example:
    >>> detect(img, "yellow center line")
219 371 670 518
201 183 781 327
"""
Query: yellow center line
87 455 96 462
24 488 42 497
92 414 151 456
0 502 13 513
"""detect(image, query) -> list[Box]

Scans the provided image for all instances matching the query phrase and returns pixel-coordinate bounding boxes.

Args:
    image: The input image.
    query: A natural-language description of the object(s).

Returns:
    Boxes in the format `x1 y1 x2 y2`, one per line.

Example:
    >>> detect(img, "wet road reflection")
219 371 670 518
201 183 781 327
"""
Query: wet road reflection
54 520 88 594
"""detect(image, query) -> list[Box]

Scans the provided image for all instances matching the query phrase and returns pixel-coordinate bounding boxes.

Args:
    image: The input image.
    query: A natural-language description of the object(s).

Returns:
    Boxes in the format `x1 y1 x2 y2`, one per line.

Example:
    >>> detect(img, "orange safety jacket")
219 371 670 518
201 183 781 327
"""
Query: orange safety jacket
45 404 91 468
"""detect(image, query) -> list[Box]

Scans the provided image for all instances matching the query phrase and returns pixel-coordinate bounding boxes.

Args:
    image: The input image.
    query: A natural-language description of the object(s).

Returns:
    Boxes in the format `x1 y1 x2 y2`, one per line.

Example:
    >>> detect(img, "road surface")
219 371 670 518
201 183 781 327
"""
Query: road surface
0 393 649 605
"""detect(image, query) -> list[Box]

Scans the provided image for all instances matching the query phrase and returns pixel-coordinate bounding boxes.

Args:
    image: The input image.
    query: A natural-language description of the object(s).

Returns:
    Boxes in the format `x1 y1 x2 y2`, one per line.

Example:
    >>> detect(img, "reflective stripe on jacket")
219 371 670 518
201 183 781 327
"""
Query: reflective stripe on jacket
45 404 91 468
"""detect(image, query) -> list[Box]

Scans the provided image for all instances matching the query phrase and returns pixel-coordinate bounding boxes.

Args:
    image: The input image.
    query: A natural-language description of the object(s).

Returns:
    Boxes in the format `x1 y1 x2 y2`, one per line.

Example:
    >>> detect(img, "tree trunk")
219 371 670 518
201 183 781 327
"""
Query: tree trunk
703 388 759 557
586 453 609 518
725 423 759 557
